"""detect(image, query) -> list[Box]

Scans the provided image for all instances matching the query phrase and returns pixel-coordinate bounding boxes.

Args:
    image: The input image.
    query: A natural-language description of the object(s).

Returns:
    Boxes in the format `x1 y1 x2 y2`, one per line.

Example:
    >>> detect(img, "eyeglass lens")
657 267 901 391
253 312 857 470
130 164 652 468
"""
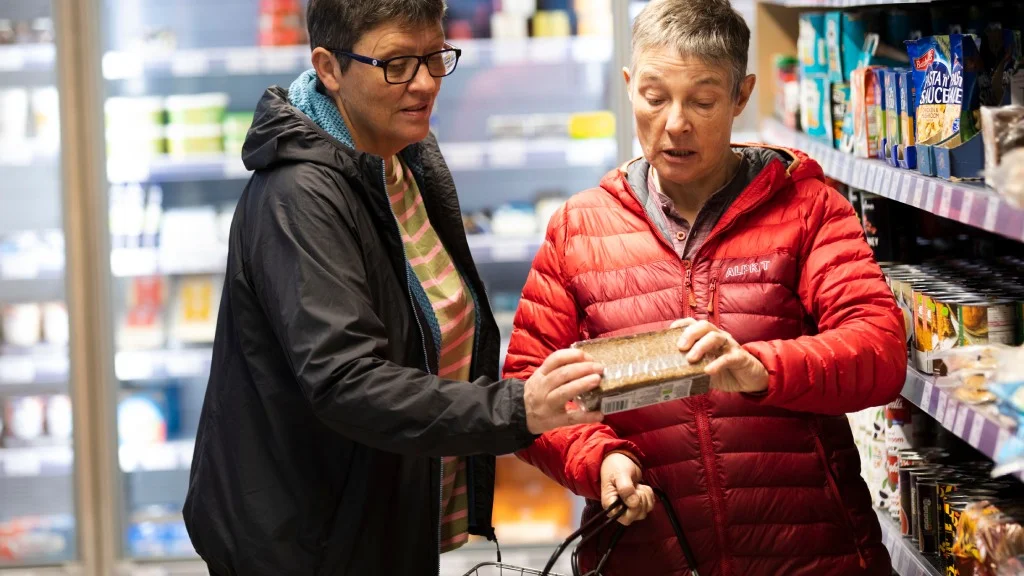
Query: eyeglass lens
385 50 458 83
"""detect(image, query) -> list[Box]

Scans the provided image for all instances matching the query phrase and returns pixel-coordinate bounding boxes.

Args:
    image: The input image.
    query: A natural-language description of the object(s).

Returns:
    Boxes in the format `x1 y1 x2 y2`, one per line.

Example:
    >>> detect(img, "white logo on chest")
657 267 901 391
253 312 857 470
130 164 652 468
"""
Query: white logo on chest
724 260 771 279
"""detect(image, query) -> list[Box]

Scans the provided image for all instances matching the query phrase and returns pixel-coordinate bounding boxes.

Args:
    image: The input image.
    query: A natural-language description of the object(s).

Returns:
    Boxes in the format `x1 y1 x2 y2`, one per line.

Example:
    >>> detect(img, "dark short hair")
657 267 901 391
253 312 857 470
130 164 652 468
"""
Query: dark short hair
307 0 447 70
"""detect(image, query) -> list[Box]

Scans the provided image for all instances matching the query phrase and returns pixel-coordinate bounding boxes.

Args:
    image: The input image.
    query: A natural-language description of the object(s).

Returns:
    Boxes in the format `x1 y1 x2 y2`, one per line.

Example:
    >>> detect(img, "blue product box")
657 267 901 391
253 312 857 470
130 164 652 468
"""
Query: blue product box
884 69 902 165
874 67 889 160
800 13 829 75
800 73 832 143
826 12 845 83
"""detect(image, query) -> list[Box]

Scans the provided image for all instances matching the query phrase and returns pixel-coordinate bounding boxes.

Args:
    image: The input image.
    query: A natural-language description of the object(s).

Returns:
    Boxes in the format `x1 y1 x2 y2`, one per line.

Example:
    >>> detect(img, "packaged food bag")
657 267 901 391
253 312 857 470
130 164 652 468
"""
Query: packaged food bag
906 34 983 147
572 327 712 415
852 66 884 157
799 13 829 75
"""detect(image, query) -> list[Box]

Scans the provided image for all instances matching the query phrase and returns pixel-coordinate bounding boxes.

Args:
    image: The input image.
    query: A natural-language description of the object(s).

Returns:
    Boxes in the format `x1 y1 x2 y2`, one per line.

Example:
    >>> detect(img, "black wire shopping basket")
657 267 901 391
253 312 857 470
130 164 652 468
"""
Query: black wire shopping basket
460 487 699 576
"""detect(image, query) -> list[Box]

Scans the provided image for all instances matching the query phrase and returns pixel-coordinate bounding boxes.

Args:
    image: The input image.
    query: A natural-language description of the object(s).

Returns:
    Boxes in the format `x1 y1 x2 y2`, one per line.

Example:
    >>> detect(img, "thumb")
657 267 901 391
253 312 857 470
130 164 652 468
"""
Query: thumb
613 471 640 508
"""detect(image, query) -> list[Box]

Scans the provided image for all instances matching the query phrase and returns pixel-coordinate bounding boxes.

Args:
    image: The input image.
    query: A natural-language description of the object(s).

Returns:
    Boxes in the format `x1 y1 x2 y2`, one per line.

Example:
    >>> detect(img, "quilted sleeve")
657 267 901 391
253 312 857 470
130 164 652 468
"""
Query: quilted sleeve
742 183 907 415
503 203 642 500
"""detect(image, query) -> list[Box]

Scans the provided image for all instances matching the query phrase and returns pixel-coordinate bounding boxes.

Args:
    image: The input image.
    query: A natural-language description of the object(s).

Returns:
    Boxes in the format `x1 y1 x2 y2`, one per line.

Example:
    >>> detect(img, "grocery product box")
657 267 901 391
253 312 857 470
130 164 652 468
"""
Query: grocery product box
906 34 983 148
799 13 828 74
801 74 833 143
874 67 889 160
834 82 854 153
852 66 884 158
572 327 711 415
826 12 845 83
884 68 902 165
897 69 918 169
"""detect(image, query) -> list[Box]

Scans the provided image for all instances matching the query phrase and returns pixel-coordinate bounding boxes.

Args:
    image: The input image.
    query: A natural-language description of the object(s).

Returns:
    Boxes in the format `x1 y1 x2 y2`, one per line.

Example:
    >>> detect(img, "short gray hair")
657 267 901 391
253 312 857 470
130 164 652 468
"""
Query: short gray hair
307 0 447 71
631 0 750 97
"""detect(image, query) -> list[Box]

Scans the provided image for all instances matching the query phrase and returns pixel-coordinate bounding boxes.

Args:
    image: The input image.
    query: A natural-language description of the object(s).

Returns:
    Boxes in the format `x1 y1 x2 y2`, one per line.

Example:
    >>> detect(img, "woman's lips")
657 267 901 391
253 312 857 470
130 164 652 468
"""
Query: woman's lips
661 149 696 164
401 104 430 119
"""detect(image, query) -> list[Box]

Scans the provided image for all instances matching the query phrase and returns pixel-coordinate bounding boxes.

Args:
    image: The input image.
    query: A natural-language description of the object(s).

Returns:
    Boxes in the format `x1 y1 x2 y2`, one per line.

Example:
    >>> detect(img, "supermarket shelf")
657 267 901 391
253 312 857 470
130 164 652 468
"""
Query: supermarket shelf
0 43 56 74
0 347 70 387
101 37 612 80
107 154 249 185
110 247 227 278
106 138 616 184
876 509 941 576
759 0 931 6
901 368 1022 481
0 276 65 304
760 119 1024 243
0 564 83 576
0 445 73 478
467 234 543 264
0 148 58 168
118 561 208 576
115 348 213 381
111 235 539 280
119 439 194 474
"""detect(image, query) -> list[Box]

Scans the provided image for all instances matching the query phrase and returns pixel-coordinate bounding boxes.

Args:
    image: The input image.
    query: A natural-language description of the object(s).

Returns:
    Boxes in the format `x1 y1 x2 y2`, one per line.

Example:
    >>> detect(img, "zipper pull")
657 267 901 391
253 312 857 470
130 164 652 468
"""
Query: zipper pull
684 266 696 307
707 278 717 313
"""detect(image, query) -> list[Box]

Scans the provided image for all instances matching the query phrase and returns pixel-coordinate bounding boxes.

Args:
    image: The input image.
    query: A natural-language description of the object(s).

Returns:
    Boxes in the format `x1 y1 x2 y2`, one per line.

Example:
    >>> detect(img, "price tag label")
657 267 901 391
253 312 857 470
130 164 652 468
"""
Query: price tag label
912 178 925 208
873 165 885 193
943 397 959 429
959 190 975 224
489 140 528 168
0 357 36 384
938 185 952 218
935 390 949 424
4 451 42 477
968 413 986 448
171 51 210 77
921 380 935 412
925 184 936 213
983 195 1000 231
954 406 969 437
225 49 262 75
897 178 910 204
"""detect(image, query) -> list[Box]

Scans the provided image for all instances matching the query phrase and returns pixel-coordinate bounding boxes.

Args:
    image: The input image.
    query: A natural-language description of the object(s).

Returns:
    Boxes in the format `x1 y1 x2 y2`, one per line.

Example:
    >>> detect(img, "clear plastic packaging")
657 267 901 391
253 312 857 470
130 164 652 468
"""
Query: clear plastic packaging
571 327 713 415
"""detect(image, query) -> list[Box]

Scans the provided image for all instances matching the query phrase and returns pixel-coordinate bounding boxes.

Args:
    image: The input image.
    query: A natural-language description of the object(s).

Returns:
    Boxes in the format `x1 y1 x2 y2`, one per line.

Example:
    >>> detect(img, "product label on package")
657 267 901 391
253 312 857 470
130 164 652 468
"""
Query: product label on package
598 376 708 415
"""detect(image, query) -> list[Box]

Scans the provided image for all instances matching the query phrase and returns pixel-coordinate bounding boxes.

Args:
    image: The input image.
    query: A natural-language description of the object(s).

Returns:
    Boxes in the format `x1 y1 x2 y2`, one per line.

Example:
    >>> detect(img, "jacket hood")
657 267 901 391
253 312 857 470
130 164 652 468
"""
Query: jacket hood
602 144 826 218
242 86 359 173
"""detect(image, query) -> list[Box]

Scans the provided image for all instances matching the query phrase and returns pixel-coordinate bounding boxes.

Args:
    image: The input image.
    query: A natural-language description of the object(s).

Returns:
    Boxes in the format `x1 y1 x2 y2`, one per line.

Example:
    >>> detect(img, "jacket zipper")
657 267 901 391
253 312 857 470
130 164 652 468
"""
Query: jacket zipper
706 274 719 323
694 395 732 576
683 263 696 309
808 418 868 569
378 159 443 576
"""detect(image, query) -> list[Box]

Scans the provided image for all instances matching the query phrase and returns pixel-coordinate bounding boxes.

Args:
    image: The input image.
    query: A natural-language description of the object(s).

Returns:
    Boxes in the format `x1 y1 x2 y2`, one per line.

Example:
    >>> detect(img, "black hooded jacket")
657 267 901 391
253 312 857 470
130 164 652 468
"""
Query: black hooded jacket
183 86 536 576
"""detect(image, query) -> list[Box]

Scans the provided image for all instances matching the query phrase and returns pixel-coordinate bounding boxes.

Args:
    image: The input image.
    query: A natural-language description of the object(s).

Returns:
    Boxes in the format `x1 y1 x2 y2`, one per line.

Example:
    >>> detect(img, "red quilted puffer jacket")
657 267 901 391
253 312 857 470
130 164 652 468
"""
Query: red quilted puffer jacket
503 146 906 576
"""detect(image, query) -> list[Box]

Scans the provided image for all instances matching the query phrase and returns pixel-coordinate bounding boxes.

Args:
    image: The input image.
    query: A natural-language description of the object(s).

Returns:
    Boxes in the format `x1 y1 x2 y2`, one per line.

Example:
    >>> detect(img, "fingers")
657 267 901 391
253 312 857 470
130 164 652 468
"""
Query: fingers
704 348 745 376
537 348 587 376
565 409 604 426
544 362 604 396
618 484 656 526
676 320 719 352
685 331 730 363
670 317 697 329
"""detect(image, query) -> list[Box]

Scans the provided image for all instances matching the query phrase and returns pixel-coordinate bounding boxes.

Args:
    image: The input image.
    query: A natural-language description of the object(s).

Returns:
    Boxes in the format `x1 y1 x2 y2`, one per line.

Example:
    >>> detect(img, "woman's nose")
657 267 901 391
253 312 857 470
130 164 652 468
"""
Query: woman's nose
407 61 437 92
665 105 692 136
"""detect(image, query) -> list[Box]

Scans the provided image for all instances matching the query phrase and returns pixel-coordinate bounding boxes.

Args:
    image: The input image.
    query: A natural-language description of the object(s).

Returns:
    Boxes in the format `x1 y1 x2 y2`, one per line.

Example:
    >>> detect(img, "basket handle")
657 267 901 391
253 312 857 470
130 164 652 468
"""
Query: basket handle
540 489 700 576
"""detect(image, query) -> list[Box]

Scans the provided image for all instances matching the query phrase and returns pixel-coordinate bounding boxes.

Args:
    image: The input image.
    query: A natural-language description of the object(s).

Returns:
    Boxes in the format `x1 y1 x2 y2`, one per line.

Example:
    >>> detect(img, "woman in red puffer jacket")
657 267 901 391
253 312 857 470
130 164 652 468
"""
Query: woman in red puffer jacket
502 1 906 575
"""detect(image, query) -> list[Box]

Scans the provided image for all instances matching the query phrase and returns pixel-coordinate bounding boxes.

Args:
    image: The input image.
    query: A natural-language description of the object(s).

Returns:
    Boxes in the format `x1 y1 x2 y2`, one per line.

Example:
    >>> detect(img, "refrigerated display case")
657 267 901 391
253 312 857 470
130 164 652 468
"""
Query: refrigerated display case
0 1 80 572
93 0 622 572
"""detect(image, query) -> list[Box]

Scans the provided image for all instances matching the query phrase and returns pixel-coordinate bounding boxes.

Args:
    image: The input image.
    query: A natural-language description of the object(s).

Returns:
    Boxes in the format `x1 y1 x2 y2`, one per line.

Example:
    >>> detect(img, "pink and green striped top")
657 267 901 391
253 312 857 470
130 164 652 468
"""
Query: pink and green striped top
388 156 474 553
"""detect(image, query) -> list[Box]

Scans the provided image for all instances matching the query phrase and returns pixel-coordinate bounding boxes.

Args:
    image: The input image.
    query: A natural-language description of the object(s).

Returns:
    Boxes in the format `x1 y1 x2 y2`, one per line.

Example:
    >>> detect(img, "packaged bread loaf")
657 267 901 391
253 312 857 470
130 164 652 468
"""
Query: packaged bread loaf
571 327 712 415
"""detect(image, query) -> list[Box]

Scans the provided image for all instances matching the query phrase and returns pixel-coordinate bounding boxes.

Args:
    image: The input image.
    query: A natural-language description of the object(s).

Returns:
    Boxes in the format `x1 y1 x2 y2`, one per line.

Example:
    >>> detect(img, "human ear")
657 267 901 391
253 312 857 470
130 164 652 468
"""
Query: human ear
734 74 756 116
311 48 343 94
623 66 633 102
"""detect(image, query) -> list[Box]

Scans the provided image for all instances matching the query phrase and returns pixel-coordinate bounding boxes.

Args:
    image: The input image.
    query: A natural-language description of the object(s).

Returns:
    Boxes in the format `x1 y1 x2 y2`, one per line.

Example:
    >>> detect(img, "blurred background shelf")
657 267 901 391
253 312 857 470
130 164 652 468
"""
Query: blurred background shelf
101 36 612 81
0 444 73 479
115 348 212 382
0 346 70 386
119 439 193 474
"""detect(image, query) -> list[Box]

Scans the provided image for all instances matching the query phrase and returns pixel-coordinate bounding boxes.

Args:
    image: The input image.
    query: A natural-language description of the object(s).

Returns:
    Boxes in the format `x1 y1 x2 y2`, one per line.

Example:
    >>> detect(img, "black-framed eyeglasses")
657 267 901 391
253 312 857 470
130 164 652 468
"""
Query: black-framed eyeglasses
333 44 462 85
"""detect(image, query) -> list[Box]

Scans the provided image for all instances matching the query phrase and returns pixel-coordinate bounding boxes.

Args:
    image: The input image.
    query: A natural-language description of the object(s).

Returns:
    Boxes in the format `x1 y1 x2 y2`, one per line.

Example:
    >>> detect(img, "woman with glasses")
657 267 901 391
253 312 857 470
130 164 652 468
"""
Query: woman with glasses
183 1 606 575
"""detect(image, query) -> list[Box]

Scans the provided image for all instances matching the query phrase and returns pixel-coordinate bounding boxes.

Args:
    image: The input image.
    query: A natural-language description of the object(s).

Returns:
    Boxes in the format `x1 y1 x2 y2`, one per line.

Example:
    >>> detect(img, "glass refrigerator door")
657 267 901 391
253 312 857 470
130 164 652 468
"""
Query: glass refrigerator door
97 0 615 570
0 1 78 571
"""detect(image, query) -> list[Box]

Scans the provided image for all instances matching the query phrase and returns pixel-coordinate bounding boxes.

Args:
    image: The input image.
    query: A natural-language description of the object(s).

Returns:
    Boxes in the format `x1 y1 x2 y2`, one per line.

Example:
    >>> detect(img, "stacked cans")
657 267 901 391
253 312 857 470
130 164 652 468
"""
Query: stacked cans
885 399 914 519
897 451 1017 574
881 259 1024 375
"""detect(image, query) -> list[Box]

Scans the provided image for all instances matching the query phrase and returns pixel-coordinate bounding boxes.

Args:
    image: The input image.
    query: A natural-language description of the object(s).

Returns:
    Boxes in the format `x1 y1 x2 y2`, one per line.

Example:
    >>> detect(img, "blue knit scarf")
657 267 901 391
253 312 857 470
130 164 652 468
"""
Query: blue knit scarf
288 69 356 150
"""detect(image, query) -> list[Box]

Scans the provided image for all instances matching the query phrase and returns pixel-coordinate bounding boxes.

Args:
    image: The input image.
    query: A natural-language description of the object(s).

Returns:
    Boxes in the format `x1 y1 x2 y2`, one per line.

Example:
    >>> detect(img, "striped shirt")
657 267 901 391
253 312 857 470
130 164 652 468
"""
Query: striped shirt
388 156 474 553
